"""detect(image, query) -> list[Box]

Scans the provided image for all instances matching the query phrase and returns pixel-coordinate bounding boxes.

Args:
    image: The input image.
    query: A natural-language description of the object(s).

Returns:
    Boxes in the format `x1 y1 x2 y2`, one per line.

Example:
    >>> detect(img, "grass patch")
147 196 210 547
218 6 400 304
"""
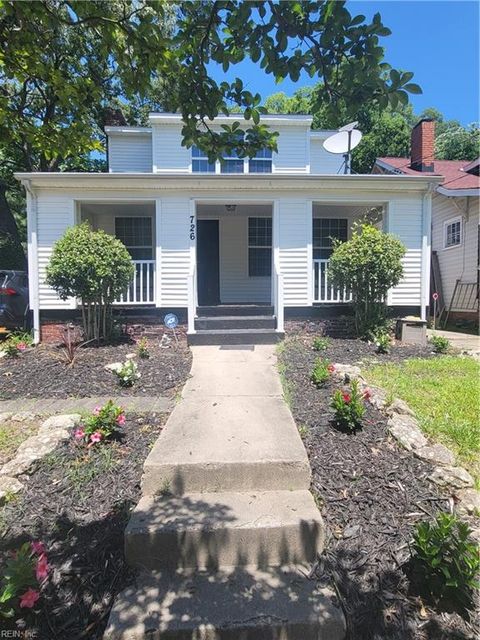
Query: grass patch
0 421 37 464
365 356 480 485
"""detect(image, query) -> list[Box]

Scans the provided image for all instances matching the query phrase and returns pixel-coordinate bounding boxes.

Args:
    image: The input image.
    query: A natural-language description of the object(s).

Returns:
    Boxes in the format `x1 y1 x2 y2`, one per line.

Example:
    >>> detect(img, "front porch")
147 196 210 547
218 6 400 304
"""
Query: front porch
75 198 388 343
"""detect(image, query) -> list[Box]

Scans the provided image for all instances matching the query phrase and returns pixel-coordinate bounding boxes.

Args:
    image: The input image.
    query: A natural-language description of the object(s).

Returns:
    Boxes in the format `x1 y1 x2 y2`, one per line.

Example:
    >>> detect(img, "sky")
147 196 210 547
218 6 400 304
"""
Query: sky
208 0 479 126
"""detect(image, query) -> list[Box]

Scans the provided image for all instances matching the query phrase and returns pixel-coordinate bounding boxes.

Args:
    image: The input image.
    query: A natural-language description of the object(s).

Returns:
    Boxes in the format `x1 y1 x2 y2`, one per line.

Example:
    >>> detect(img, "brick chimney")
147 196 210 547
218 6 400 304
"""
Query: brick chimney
410 118 435 172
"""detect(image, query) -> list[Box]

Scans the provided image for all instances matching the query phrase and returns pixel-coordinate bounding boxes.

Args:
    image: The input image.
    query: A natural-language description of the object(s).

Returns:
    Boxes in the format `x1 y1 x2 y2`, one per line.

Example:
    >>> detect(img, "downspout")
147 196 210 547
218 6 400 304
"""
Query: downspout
420 184 434 321
23 180 40 344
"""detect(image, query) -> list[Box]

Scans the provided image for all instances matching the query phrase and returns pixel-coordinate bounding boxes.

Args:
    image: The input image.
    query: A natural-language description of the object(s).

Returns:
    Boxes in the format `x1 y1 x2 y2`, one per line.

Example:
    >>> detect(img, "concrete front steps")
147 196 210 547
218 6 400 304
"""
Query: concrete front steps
188 305 283 345
104 345 345 639
104 566 345 640
125 490 324 571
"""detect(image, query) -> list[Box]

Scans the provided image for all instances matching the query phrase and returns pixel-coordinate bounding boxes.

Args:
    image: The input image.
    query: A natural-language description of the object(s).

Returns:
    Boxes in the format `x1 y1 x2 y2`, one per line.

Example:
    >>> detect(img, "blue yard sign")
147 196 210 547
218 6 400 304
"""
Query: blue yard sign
164 313 179 329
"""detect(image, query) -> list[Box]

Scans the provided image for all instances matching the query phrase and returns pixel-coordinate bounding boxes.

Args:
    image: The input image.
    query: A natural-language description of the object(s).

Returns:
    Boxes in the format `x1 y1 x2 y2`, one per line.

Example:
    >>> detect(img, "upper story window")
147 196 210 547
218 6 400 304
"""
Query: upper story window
192 146 215 173
444 217 462 248
220 149 245 174
313 218 348 259
249 148 273 173
115 217 153 260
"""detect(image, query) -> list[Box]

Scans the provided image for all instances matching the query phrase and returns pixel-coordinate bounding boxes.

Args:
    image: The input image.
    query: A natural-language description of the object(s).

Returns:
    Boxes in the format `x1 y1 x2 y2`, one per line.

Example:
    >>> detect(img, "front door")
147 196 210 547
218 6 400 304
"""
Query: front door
197 220 220 306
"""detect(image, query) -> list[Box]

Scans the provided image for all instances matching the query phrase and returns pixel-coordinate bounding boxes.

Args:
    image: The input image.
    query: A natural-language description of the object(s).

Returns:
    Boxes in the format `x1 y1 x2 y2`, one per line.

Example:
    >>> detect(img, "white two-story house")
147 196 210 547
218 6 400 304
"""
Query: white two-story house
16 113 440 344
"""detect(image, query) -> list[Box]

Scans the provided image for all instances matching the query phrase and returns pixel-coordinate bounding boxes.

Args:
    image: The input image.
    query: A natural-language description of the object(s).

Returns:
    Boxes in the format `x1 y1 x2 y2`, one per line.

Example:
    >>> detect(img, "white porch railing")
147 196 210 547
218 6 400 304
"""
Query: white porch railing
313 259 352 303
114 260 156 305
273 261 284 332
187 261 197 333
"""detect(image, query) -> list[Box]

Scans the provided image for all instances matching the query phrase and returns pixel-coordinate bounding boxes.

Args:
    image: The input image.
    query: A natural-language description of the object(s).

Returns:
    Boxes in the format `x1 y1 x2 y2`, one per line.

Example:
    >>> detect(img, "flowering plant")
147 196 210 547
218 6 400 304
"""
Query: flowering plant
331 379 367 432
2 332 33 358
137 336 150 359
114 359 140 387
311 358 335 387
74 400 126 446
0 541 49 618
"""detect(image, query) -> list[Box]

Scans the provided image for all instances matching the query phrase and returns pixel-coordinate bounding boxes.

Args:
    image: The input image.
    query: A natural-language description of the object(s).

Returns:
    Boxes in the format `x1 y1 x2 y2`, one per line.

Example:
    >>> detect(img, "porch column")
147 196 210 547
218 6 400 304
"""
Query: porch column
306 199 313 306
421 188 433 321
155 198 162 307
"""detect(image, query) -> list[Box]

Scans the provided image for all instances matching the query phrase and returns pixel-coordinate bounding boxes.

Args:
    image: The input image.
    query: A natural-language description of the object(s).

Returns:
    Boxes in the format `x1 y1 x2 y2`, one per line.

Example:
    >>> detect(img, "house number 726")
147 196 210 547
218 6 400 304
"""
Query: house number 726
190 215 196 241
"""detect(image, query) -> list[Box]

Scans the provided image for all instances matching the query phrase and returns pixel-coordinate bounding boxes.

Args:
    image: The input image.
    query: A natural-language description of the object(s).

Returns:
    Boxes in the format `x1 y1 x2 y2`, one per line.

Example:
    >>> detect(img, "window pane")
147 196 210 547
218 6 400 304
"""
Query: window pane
248 217 272 246
446 221 461 247
249 159 272 173
192 159 215 173
115 217 153 258
221 159 244 173
313 218 348 250
249 248 272 277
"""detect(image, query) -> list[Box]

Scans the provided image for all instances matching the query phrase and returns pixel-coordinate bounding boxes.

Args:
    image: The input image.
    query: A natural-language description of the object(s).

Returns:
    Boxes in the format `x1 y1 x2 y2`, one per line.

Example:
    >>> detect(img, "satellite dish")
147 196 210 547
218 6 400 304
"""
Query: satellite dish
323 123 363 174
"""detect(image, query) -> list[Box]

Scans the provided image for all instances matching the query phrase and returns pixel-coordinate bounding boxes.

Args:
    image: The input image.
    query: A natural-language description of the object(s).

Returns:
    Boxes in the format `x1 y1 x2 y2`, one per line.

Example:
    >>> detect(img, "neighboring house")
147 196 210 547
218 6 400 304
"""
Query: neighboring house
374 119 480 324
16 113 440 344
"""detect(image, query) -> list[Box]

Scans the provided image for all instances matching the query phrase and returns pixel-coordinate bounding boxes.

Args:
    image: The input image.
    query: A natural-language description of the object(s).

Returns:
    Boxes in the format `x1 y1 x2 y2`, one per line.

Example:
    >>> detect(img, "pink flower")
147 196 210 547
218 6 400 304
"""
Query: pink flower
93 406 101 416
327 364 335 373
16 342 27 352
31 541 46 556
19 588 40 609
342 393 351 404
89 431 102 444
35 554 49 582
74 427 85 440
116 413 126 427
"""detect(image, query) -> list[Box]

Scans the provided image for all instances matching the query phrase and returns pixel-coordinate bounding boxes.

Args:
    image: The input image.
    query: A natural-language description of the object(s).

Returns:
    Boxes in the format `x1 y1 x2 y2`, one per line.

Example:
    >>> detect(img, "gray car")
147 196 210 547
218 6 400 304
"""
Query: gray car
0 270 30 331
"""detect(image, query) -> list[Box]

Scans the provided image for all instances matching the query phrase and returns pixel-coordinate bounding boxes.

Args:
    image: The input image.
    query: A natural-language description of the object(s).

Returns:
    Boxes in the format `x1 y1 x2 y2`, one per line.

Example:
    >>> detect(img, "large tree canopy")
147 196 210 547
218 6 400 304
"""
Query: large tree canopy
1 0 421 168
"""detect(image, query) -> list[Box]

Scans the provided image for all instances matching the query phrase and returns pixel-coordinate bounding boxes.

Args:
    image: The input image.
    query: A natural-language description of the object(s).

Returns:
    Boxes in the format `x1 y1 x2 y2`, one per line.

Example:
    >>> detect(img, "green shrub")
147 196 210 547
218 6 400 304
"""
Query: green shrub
411 512 480 611
328 223 405 338
46 223 134 341
1 331 33 358
430 334 450 354
311 358 334 387
0 541 48 618
74 400 126 446
331 379 366 431
137 337 150 359
312 336 329 351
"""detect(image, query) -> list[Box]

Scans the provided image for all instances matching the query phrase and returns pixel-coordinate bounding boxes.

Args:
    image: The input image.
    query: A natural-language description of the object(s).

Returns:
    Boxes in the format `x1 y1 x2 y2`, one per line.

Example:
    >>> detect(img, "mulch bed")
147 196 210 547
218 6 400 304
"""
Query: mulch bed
0 338 192 400
280 335 479 640
0 412 166 639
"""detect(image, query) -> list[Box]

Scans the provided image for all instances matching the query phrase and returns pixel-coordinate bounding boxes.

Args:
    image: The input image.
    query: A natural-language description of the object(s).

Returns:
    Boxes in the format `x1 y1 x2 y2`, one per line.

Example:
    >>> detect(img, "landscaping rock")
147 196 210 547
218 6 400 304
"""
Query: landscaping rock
367 386 388 410
414 444 455 466
429 466 475 490
387 414 427 451
0 476 23 504
40 414 81 431
0 428 71 478
333 363 363 383
456 488 480 516
11 412 37 422
125 353 136 360
104 362 123 373
385 398 416 417
0 412 13 424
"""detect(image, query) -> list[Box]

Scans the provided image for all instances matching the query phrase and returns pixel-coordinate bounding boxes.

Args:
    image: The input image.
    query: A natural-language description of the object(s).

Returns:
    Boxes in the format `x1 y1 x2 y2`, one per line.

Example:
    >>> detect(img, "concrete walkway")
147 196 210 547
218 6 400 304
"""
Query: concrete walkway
0 395 173 415
427 328 480 354
105 345 345 639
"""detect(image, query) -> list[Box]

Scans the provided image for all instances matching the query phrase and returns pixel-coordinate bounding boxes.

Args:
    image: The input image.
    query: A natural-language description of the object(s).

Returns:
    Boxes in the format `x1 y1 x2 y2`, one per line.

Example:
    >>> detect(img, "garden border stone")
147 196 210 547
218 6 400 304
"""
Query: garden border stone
334 361 480 524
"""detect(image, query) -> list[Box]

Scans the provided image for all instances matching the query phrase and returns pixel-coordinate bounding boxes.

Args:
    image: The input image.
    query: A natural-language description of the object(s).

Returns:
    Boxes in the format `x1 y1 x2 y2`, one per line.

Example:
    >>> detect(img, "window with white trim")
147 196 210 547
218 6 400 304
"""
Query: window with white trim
192 146 216 173
444 218 462 248
248 217 272 277
313 218 348 259
249 148 272 173
115 217 153 260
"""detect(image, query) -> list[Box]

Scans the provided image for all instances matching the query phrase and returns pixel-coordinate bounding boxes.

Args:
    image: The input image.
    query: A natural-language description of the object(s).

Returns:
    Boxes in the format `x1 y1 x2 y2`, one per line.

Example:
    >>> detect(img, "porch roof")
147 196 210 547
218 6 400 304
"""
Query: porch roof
16 172 442 194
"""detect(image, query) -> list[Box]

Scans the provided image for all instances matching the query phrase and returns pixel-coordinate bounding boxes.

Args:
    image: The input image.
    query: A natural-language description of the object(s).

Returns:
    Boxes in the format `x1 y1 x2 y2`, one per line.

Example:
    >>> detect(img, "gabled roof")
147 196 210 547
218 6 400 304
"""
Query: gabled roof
376 157 480 196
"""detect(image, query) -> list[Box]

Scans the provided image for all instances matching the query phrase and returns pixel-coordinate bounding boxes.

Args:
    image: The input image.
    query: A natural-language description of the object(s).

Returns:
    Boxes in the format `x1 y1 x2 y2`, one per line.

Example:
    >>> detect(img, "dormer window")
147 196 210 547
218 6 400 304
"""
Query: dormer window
192 146 215 173
249 148 272 173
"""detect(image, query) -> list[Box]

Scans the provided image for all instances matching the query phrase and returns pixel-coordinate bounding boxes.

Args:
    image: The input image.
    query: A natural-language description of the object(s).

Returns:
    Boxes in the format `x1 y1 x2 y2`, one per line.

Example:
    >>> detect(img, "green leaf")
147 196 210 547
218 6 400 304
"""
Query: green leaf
403 83 423 95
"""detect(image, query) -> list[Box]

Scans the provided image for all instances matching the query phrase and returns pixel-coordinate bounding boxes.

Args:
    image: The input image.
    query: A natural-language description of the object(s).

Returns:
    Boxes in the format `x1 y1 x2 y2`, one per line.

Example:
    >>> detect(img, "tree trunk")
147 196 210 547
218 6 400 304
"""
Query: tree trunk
0 180 27 270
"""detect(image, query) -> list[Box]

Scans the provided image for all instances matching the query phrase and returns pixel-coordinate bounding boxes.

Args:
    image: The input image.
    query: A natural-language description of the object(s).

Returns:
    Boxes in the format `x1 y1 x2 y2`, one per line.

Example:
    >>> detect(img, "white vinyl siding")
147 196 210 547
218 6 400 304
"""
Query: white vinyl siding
278 199 310 305
159 198 191 305
108 134 152 173
153 125 190 173
36 192 75 308
387 196 423 306
310 139 344 174
273 126 309 173
431 194 479 310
